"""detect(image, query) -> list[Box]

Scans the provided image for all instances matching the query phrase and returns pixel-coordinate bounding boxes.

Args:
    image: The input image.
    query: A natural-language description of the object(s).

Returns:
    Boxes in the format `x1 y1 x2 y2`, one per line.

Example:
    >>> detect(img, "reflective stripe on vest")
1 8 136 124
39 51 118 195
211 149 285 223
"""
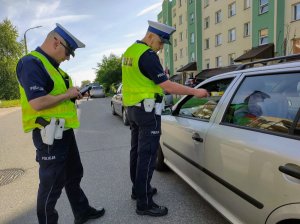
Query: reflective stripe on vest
19 51 79 132
122 43 163 106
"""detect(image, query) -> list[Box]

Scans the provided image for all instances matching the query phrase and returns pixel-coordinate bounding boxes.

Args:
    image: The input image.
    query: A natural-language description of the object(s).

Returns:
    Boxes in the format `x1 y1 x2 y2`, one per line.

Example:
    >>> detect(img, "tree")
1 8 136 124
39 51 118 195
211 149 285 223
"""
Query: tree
0 19 23 100
94 54 122 93
80 80 91 88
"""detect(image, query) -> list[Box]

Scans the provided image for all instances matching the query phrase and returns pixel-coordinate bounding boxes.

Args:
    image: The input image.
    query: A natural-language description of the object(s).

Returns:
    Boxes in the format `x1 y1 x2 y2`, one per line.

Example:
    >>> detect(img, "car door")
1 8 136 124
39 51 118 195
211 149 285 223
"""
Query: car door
202 71 300 223
161 77 235 190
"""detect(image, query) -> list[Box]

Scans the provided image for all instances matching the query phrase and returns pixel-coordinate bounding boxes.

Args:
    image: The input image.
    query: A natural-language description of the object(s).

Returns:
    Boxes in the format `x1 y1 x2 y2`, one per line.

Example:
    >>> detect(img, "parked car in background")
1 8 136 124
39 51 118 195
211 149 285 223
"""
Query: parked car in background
157 55 300 224
111 83 129 125
184 77 195 87
90 85 105 98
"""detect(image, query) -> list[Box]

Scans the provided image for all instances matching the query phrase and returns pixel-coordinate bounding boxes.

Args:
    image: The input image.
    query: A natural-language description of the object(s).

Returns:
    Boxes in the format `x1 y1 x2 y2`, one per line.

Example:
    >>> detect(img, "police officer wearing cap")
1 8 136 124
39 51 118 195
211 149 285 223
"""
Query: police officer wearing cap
122 21 209 217
16 24 105 224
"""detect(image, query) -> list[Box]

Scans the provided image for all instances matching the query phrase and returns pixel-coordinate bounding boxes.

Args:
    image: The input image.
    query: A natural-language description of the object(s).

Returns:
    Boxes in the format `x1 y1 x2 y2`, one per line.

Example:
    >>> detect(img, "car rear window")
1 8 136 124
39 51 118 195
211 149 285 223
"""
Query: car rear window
223 73 300 137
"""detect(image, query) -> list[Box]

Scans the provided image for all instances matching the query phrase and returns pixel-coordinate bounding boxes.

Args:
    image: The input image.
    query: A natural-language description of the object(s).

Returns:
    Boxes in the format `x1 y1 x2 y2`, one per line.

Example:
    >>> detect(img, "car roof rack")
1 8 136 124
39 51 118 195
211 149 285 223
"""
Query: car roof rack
235 53 300 71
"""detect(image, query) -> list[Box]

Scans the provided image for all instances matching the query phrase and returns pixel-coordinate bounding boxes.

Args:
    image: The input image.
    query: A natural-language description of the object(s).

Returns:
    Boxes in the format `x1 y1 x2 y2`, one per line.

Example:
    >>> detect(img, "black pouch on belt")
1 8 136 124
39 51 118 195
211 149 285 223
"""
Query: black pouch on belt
155 93 163 103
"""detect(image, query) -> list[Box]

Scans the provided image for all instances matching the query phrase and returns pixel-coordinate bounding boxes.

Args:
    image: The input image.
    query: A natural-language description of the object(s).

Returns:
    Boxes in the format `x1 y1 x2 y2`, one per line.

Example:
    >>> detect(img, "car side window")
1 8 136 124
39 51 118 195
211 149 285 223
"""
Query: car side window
223 73 300 136
178 78 233 120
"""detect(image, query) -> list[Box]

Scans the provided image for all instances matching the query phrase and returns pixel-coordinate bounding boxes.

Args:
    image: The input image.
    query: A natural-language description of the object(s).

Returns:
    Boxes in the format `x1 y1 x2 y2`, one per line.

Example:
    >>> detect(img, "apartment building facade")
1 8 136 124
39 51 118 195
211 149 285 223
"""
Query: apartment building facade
158 0 300 81
285 0 300 55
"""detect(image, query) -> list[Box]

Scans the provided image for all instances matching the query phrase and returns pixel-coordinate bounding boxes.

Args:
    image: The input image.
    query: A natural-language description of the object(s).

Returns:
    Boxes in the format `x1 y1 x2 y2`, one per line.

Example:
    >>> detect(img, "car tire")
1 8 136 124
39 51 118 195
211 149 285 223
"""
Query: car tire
111 103 117 115
122 108 129 126
155 144 168 171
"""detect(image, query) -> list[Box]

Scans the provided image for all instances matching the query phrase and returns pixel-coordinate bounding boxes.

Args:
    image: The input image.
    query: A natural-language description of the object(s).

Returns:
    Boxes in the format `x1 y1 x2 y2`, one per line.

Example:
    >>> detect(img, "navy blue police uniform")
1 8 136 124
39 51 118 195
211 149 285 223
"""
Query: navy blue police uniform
128 41 168 210
16 47 94 224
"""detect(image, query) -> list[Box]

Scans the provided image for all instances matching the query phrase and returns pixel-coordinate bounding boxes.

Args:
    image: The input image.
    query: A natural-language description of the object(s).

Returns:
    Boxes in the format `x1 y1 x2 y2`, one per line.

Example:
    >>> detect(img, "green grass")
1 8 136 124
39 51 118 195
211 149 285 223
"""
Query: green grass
0 100 20 108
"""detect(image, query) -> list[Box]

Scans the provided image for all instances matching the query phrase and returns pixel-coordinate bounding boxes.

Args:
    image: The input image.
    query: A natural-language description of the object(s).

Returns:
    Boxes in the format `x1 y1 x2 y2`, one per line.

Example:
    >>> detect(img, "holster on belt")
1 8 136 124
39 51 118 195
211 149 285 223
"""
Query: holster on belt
35 117 65 145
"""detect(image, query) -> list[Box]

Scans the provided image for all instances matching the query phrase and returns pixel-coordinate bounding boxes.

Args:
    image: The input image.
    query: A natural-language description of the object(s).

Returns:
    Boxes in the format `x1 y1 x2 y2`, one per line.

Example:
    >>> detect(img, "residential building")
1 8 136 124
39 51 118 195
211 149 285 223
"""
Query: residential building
202 0 252 68
285 0 300 54
158 0 300 82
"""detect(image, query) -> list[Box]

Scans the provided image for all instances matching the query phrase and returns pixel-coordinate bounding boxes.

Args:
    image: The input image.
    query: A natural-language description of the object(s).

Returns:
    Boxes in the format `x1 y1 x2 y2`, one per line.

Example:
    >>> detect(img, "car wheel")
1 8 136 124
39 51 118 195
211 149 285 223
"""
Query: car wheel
155 144 168 171
122 108 129 126
111 103 117 115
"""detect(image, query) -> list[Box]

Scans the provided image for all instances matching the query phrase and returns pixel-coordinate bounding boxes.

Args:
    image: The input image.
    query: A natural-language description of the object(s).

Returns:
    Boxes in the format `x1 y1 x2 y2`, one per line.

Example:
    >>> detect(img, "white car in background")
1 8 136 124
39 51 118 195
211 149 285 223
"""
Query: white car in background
156 55 300 224
90 85 105 98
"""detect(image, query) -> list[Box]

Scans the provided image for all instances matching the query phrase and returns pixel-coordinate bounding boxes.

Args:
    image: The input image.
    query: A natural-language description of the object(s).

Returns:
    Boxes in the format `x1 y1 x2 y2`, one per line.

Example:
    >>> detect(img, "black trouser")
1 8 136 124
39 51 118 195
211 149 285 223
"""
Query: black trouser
127 106 161 210
32 128 90 224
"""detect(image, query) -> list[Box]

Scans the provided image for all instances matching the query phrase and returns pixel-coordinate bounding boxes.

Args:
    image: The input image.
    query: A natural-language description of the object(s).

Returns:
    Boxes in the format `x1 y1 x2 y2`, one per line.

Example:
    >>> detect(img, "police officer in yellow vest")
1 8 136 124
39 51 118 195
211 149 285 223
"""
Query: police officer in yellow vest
16 24 104 224
122 21 209 217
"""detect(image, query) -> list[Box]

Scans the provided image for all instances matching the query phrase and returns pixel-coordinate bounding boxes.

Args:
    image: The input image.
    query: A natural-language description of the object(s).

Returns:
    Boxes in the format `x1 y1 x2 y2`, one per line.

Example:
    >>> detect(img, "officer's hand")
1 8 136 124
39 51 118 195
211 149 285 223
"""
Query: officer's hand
66 87 82 100
193 88 210 98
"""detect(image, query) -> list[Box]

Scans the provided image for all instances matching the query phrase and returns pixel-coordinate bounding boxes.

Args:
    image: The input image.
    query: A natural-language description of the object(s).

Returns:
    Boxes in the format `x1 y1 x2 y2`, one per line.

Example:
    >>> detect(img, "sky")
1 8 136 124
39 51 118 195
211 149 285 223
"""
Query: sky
0 0 163 86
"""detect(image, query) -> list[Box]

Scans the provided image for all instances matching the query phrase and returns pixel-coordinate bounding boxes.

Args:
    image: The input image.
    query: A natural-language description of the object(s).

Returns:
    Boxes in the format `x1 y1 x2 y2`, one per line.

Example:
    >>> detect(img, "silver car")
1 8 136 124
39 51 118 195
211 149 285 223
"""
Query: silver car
111 83 129 125
90 85 105 98
157 55 300 224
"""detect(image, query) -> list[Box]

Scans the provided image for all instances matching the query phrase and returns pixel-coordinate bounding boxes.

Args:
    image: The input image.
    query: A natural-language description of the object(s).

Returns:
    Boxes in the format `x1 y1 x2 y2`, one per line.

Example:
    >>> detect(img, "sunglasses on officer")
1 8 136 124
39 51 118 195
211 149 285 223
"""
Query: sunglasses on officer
54 37 73 57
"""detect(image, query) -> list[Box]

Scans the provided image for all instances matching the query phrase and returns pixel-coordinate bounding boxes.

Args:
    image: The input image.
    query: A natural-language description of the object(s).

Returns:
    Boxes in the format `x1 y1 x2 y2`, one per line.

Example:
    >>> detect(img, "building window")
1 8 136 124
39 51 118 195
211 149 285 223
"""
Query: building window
244 0 251 9
179 32 183 41
204 0 209 7
228 2 236 17
293 3 300 21
259 28 268 45
216 33 222 46
228 53 235 65
174 53 178 61
228 28 236 42
174 38 177 47
173 9 176 17
204 17 210 29
205 59 210 69
293 38 300 54
216 56 222 67
191 52 195 62
190 13 194 23
191 32 195 44
244 22 250 36
259 0 268 14
204 38 210 49
215 10 222 23
179 15 183 25
180 49 183 58
179 0 182 7
259 29 268 45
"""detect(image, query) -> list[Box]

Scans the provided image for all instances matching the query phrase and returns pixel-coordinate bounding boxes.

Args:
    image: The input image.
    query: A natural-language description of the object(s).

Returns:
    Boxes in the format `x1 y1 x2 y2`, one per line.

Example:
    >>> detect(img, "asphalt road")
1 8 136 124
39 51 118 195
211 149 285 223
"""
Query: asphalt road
0 98 230 224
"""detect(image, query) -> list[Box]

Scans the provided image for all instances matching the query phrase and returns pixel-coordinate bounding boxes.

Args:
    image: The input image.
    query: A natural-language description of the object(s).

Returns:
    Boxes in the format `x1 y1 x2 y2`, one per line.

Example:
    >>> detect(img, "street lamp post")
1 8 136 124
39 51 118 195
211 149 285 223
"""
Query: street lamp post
24 26 42 54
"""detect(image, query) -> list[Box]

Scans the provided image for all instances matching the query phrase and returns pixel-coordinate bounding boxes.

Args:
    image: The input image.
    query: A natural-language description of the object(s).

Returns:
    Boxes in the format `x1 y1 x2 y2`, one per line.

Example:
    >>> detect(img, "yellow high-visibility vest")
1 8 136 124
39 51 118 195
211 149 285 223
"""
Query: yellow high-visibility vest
19 51 79 132
122 43 163 106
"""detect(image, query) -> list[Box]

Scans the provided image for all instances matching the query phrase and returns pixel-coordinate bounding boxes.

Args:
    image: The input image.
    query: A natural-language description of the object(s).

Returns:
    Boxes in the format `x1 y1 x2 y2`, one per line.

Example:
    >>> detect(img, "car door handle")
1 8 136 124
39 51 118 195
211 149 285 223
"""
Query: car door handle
192 133 203 142
279 163 300 179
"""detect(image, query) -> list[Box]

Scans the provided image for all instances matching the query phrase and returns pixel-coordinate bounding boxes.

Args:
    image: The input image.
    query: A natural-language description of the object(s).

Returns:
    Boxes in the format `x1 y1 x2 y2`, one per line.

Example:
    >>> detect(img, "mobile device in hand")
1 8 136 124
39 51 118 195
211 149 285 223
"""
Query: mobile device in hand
79 85 92 95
